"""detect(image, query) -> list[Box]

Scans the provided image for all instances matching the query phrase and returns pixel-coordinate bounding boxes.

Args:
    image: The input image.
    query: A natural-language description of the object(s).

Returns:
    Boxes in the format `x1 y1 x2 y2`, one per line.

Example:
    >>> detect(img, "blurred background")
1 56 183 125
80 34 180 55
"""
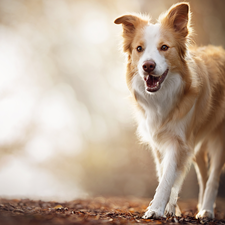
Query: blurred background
0 0 225 202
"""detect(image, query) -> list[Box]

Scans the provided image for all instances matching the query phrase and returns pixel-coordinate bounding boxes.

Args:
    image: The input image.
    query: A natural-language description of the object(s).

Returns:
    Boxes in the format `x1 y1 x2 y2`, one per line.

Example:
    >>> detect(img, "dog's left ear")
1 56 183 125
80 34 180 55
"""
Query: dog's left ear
163 2 190 37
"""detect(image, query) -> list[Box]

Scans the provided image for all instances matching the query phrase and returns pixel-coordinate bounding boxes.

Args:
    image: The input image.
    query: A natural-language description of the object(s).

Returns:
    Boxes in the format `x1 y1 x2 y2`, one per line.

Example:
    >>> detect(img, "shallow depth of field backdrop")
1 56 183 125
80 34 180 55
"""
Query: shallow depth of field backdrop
0 0 225 202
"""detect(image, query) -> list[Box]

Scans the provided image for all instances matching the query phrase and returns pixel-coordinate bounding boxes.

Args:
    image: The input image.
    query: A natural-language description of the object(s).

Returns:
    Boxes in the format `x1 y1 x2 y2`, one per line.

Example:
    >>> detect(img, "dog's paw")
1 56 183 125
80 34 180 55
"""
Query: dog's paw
164 203 175 217
196 210 214 219
164 203 181 217
142 206 164 219
175 204 181 217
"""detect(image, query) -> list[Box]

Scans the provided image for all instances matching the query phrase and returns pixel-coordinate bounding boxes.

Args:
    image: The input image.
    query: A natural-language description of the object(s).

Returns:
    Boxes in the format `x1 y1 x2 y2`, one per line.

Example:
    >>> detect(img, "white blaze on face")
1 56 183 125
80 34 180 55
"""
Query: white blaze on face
138 23 168 77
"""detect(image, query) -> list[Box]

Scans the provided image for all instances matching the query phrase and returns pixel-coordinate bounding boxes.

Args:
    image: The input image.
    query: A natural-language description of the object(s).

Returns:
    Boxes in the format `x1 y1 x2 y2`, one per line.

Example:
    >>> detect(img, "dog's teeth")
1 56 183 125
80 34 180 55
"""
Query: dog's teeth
144 75 149 81
157 81 159 87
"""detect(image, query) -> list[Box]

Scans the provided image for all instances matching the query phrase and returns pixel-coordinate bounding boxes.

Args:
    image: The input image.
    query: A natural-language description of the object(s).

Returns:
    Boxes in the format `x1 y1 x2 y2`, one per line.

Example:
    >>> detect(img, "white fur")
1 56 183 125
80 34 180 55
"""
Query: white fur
137 23 168 81
144 146 178 218
132 70 185 147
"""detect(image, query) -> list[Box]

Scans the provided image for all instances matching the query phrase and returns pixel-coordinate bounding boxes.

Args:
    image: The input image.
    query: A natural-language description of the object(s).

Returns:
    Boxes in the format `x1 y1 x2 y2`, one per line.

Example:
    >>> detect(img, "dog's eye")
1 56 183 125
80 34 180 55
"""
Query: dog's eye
137 46 143 52
161 45 169 51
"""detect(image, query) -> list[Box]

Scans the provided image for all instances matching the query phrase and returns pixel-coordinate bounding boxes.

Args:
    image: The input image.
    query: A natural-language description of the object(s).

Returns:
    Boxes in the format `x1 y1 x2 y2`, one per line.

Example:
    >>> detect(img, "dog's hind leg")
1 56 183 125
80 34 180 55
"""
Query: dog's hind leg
196 126 225 219
194 141 208 211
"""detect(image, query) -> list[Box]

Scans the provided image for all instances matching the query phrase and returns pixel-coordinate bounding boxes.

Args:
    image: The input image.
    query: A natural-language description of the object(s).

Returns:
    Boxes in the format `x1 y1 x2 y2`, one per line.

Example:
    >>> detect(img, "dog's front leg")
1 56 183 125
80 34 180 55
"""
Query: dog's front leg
143 142 191 219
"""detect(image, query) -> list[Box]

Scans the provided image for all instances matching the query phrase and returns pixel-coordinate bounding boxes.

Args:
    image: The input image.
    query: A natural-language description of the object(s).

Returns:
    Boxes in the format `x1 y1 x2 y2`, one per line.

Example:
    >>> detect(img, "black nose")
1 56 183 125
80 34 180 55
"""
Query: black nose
142 60 156 73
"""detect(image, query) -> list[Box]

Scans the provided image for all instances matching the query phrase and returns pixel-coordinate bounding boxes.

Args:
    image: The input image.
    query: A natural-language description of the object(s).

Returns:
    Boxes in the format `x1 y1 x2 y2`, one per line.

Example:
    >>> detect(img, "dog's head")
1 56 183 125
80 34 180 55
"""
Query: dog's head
114 3 192 94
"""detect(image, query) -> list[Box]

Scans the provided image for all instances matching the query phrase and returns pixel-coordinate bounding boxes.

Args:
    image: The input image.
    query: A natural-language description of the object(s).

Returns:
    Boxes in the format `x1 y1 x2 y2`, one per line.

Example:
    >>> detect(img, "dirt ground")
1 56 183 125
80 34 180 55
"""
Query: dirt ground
0 197 225 225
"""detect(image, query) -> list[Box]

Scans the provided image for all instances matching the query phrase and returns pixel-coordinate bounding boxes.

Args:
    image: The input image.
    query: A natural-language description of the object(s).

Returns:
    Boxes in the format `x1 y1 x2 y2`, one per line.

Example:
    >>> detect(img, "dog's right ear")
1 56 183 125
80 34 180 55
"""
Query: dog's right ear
114 15 146 52
114 15 138 32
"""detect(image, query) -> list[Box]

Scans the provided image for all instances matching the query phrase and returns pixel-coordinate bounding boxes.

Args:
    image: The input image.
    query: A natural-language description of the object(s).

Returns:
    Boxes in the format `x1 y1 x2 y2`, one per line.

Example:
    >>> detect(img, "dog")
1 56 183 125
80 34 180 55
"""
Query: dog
114 2 225 219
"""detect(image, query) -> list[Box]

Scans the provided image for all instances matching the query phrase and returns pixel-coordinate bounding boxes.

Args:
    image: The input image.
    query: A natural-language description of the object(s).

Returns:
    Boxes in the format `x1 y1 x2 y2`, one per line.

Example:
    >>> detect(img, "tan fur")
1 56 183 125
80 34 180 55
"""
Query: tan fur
115 2 225 219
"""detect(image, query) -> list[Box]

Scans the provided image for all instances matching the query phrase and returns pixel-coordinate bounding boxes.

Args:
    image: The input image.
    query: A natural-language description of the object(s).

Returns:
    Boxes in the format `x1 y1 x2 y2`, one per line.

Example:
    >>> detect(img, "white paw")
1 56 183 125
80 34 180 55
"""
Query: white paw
164 203 175 217
142 206 164 219
175 204 181 217
164 203 181 217
196 210 214 219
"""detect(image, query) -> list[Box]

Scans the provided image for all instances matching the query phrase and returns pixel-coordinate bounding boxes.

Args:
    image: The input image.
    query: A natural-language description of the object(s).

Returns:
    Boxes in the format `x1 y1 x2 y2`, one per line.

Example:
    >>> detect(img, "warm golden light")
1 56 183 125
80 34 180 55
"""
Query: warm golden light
0 0 224 201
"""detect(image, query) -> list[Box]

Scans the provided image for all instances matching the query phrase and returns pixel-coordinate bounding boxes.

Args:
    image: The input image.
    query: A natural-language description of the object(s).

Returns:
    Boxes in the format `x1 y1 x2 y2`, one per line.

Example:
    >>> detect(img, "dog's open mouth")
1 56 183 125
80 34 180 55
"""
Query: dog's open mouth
144 69 169 92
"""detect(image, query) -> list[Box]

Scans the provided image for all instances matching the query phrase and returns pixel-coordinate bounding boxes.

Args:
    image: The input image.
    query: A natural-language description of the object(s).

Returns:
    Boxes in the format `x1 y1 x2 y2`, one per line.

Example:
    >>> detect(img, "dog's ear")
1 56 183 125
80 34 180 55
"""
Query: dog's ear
114 15 139 33
114 15 147 52
163 2 190 37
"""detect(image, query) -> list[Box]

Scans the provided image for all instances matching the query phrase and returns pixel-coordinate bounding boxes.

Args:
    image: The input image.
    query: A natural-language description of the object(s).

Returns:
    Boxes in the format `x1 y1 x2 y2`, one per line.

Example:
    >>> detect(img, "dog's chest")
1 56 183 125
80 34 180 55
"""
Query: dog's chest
132 74 193 150
138 107 193 151
134 92 176 149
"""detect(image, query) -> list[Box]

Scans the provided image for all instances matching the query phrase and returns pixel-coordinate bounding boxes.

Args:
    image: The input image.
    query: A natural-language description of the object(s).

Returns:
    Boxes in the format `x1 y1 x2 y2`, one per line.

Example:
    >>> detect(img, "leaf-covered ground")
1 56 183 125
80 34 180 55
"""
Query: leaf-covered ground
0 197 225 225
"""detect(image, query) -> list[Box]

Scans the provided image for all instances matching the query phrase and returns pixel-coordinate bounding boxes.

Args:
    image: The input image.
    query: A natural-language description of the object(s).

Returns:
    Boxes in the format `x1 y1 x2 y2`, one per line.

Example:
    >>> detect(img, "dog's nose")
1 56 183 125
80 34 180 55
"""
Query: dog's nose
142 60 156 73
